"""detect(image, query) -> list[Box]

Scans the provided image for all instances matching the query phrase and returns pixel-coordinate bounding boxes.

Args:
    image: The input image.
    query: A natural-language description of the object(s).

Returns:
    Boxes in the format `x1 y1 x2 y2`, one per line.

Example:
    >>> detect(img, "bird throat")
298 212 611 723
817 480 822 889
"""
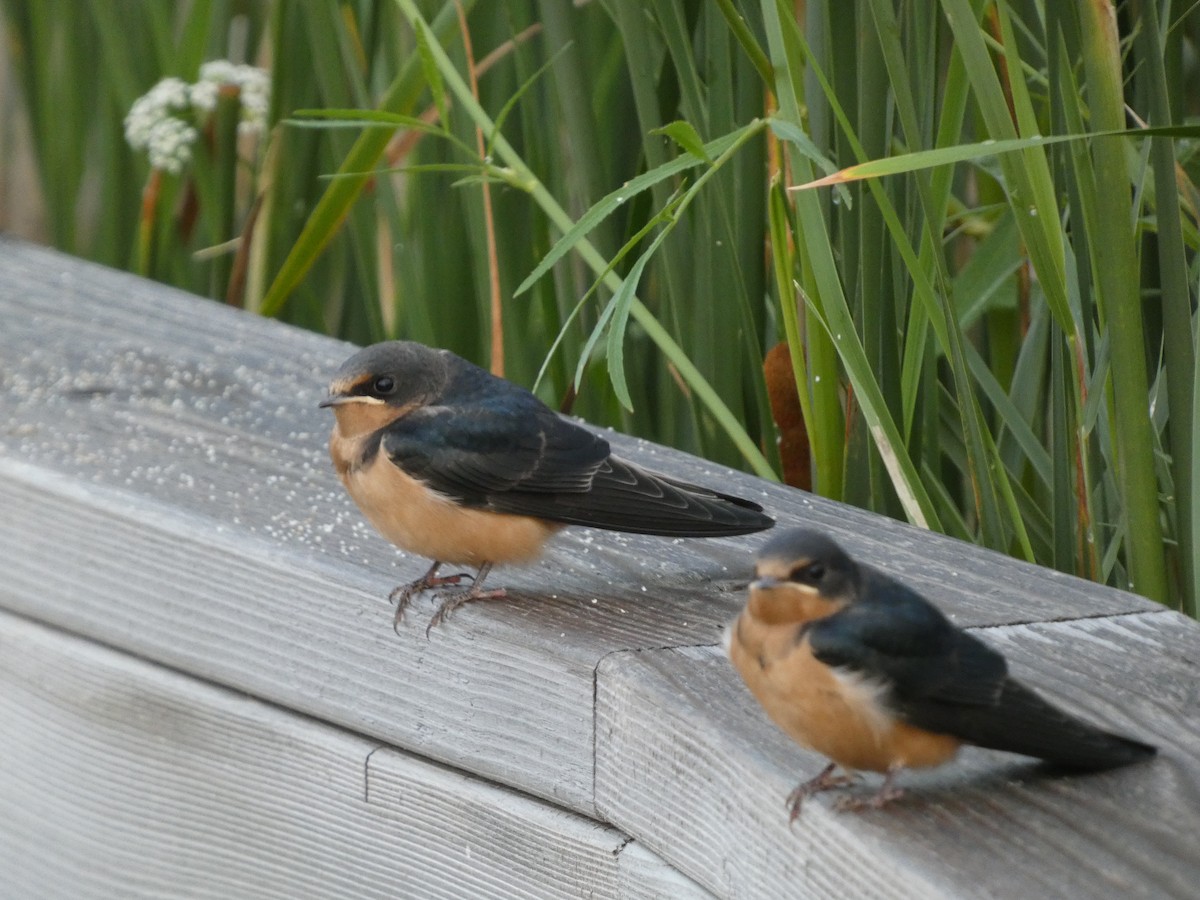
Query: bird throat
330 398 406 439
748 584 845 627
327 400 409 476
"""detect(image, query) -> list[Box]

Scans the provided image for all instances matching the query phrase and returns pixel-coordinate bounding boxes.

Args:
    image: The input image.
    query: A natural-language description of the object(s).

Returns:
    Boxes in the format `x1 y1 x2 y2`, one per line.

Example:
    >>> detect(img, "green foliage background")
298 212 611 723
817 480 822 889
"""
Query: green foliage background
3 0 1199 613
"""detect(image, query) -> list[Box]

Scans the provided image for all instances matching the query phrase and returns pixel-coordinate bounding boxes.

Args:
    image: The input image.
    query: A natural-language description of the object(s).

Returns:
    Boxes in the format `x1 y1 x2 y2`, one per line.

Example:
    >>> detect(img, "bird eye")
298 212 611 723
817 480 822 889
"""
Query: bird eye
373 375 396 395
790 561 826 584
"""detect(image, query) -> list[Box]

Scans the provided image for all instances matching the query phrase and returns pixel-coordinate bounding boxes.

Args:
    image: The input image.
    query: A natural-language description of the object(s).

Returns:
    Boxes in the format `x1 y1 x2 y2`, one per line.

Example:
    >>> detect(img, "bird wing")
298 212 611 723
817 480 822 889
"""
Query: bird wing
807 571 1009 721
379 400 771 535
498 454 772 535
809 568 1155 767
380 399 610 503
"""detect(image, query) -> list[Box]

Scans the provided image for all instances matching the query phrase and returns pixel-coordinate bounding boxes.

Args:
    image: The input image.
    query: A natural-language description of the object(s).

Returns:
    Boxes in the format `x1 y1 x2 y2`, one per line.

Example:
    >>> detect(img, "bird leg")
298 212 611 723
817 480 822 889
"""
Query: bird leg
832 765 906 812
786 762 860 823
425 561 507 637
389 561 474 633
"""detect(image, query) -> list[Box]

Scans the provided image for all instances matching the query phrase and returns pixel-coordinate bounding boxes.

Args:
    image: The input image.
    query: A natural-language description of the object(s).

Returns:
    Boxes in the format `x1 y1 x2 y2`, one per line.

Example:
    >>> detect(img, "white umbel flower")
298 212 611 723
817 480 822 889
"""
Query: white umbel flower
195 61 270 136
124 77 197 173
125 62 270 173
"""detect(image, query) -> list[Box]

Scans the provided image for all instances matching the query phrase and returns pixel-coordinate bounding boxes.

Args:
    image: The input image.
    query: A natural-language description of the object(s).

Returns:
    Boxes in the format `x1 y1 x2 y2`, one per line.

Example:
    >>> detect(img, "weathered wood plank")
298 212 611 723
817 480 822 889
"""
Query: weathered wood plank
0 238 1165 832
0 240 1180 897
0 241 773 813
0 238 1154 631
0 610 711 899
0 459 599 811
596 612 1195 899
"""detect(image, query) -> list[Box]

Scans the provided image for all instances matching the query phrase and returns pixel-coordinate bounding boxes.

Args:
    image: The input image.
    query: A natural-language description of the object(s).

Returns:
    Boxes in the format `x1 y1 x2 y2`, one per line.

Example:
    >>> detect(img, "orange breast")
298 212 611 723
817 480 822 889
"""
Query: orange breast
728 614 961 773
335 439 560 566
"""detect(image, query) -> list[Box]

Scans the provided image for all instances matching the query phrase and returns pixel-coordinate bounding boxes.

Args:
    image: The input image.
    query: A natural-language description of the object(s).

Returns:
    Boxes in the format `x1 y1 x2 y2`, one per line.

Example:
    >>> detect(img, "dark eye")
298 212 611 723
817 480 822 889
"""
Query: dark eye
373 375 396 395
790 561 826 584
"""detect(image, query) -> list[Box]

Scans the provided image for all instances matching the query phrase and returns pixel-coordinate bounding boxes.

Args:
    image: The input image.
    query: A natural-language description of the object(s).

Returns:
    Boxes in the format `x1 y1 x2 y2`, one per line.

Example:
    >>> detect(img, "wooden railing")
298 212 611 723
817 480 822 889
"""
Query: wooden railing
0 239 1191 898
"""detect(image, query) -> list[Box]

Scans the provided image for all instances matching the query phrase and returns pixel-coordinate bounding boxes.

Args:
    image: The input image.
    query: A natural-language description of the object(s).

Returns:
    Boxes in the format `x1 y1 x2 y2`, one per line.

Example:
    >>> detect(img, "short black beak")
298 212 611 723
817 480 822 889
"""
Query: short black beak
318 396 343 409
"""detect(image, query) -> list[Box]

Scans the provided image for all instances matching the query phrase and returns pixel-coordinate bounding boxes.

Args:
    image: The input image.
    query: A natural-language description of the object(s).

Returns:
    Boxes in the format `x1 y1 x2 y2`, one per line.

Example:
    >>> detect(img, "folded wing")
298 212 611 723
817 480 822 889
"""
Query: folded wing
381 400 772 536
808 569 1155 769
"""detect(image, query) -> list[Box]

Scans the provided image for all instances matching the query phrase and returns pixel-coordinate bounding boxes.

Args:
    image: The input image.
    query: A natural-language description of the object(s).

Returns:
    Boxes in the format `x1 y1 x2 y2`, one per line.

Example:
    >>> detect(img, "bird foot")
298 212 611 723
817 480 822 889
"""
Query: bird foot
830 765 905 813
425 585 508 637
786 763 860 823
832 784 905 812
389 569 474 633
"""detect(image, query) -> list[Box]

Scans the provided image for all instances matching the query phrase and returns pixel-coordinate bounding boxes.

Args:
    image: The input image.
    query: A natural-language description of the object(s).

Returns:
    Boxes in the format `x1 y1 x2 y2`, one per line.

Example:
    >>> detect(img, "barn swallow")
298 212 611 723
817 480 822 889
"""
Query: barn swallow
726 528 1156 821
320 341 774 632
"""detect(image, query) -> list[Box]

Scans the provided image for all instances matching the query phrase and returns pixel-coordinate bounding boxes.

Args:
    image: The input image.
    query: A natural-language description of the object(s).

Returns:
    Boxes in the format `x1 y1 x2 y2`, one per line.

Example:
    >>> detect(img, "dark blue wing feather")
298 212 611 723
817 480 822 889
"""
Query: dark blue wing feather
808 568 1008 712
377 363 771 535
382 398 609 501
809 567 1155 768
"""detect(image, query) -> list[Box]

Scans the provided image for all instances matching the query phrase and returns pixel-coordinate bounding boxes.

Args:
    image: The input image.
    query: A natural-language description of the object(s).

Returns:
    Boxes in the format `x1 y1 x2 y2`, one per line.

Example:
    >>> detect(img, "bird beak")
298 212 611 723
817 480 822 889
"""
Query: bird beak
750 575 782 591
318 395 349 409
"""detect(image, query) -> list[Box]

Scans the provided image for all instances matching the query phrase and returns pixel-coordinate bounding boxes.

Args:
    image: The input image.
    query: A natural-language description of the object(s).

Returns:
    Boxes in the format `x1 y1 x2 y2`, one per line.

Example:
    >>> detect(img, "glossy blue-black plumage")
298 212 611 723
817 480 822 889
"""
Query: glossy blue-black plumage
765 528 1156 770
808 571 1009 713
339 341 775 536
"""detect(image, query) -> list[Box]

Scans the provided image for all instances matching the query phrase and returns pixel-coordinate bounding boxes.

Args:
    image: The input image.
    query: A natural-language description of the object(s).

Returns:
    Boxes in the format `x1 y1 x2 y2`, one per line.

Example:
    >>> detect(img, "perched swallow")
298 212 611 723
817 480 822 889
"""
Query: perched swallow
726 528 1156 820
320 341 774 631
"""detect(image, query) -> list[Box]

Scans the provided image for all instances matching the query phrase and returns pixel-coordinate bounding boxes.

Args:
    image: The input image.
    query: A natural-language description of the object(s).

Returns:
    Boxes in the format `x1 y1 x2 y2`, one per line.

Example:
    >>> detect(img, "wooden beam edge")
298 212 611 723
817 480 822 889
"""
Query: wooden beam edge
0 608 714 899
592 609 1198 898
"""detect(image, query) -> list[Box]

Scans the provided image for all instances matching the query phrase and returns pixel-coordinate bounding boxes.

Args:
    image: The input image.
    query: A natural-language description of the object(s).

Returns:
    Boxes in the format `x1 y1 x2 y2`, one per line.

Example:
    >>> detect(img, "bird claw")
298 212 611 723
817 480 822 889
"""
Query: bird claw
384 561 500 636
388 568 474 634
827 764 904 814
785 763 860 823
832 784 905 813
425 585 508 638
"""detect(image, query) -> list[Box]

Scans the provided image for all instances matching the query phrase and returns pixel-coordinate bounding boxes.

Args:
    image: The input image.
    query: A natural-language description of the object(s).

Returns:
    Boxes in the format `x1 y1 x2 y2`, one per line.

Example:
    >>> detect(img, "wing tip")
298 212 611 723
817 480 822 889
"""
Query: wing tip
1057 733 1158 771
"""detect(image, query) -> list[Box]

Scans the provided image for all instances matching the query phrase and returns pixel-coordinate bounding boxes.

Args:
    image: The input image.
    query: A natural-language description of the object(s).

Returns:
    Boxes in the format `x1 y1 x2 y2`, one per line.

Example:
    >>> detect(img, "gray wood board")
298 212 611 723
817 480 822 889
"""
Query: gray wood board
0 239 1160 816
596 611 1194 899
0 609 712 899
0 459 596 812
0 239 1155 626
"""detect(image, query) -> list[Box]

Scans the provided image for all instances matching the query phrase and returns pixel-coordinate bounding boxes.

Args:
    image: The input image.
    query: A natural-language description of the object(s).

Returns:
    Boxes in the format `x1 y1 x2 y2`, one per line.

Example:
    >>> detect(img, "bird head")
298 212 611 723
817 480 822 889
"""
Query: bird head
319 341 450 437
747 528 860 624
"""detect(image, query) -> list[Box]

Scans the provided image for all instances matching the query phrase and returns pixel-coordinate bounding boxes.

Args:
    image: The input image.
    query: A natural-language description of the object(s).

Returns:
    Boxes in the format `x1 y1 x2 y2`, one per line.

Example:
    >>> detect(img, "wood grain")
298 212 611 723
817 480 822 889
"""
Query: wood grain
0 610 711 899
596 612 1194 899
0 238 1154 634
0 239 1186 898
0 240 1156 815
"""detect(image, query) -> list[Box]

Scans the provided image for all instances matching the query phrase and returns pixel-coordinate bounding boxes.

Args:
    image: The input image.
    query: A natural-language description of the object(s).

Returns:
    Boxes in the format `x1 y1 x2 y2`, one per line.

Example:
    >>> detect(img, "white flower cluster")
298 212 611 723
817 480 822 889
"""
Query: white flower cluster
124 77 197 174
193 61 270 136
124 61 270 174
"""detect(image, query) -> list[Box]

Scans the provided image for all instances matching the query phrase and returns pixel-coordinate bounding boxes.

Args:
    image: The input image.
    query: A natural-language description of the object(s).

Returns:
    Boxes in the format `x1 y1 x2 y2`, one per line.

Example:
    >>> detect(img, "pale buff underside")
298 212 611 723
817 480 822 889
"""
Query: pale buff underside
728 603 961 773
327 399 561 566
